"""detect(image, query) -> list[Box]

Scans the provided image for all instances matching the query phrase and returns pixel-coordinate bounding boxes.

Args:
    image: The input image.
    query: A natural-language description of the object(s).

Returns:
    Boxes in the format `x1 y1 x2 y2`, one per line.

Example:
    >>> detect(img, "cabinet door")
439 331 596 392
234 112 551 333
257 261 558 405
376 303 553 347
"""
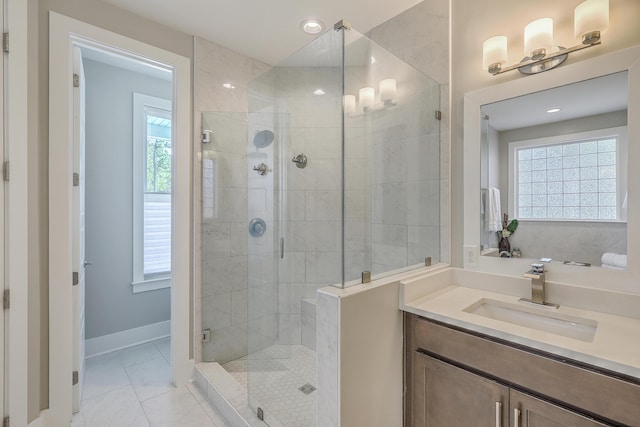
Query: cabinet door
411 353 509 427
510 389 612 427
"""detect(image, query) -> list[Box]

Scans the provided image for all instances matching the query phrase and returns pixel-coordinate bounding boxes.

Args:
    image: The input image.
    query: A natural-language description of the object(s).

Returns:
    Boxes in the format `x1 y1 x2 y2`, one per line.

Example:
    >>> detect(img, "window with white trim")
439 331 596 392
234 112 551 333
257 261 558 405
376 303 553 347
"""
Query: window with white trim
133 93 172 292
510 127 627 222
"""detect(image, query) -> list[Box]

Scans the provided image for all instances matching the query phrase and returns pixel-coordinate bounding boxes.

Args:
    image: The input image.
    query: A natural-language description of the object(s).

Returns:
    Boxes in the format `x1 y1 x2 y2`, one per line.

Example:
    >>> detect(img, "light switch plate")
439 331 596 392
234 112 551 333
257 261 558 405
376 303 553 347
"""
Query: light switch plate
464 245 479 266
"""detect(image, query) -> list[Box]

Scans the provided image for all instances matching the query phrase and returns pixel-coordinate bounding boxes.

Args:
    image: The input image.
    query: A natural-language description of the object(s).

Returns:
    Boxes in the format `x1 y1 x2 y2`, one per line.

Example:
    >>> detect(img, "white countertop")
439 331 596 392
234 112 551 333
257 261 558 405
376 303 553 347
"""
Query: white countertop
401 270 640 380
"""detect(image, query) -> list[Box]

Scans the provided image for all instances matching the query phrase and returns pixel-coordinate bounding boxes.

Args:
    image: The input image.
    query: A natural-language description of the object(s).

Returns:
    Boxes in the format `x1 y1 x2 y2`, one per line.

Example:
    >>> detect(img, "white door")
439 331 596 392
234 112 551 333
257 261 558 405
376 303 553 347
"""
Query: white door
0 0 6 418
72 46 86 412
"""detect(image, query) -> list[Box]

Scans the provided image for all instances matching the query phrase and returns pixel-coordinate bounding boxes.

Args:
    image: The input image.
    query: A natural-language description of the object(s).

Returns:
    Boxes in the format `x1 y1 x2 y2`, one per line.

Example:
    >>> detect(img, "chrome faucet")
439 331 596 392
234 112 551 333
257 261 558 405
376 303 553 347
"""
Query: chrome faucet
521 263 559 308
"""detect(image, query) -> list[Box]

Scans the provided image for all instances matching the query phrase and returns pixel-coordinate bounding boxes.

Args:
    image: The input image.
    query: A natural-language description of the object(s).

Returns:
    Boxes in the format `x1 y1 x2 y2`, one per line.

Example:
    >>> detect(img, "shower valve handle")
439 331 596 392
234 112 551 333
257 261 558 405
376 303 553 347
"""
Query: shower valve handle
291 153 307 169
253 163 268 176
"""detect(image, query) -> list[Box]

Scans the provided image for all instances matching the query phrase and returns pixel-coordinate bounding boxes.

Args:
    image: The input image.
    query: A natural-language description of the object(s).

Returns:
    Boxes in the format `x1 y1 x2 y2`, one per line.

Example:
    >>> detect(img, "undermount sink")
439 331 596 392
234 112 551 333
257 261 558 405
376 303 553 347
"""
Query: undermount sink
463 298 598 343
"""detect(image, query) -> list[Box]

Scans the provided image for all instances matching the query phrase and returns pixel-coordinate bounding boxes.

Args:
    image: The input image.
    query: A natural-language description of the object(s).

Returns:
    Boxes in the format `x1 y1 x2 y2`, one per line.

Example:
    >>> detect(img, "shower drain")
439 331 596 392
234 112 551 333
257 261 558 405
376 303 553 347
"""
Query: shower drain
298 383 316 395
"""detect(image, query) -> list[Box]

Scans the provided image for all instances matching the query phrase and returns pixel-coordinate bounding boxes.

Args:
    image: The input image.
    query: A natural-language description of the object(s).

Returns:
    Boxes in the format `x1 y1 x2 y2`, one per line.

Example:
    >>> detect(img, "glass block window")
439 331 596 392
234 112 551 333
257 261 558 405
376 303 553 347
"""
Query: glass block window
516 137 618 220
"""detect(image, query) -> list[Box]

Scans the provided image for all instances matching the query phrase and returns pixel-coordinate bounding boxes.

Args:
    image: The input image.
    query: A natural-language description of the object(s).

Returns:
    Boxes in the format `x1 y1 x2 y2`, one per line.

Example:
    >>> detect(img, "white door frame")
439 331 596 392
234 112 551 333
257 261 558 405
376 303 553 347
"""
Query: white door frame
49 12 192 426
6 0 30 425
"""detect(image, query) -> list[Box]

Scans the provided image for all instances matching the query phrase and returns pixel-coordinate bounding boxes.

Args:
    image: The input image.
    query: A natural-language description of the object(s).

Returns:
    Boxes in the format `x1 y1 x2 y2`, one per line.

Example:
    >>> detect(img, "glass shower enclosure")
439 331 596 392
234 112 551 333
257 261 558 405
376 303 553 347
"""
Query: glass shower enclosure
198 21 441 427
244 22 441 426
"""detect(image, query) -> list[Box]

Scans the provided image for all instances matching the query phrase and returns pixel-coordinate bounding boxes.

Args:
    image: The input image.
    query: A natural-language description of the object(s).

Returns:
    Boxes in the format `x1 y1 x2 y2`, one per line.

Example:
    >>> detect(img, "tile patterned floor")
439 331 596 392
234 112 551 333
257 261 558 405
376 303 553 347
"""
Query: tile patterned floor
222 345 317 427
72 338 231 427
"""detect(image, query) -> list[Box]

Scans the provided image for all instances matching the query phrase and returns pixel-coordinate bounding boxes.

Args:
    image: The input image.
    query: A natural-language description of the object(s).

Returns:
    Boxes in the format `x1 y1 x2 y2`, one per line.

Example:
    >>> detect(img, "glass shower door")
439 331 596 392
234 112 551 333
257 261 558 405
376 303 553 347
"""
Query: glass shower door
246 27 344 426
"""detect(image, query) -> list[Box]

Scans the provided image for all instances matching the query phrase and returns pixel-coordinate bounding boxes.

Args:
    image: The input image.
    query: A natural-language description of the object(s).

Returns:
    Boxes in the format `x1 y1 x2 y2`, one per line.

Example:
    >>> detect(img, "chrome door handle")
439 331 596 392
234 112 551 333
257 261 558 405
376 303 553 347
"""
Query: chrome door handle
495 402 502 427
513 408 521 427
83 260 93 267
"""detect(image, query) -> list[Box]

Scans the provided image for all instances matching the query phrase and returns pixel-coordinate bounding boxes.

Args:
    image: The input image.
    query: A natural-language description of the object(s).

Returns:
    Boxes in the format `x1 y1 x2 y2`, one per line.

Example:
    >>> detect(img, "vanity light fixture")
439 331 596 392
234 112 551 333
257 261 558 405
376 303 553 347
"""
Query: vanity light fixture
343 95 356 114
483 0 609 76
347 79 399 115
300 19 324 34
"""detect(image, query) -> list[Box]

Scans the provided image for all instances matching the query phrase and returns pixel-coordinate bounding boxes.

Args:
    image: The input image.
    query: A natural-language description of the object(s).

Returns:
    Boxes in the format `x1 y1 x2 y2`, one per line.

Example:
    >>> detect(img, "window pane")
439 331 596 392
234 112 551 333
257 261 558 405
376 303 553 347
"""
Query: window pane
532 159 546 170
547 145 562 158
580 180 597 193
579 153 597 167
515 136 619 221
532 147 547 159
598 151 615 166
519 149 532 160
563 155 579 168
548 181 562 194
144 110 172 276
580 140 597 154
580 166 597 180
598 139 616 152
519 160 532 171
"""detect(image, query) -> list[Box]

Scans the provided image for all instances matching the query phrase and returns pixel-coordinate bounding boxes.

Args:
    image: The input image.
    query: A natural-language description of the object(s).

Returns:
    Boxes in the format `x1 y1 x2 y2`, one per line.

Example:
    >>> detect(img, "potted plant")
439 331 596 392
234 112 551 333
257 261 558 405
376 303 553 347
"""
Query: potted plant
498 213 518 256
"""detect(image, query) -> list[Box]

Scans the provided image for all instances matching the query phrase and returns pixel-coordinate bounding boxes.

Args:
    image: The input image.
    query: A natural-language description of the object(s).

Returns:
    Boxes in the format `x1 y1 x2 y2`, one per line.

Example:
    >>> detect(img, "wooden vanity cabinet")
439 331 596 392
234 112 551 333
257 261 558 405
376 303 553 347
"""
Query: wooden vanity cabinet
510 389 609 427
405 313 640 427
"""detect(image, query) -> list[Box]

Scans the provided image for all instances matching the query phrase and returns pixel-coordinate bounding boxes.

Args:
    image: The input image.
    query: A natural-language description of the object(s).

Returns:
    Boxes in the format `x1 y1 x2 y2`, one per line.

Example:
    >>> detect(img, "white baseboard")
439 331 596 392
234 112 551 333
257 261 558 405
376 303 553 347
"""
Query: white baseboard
85 320 170 358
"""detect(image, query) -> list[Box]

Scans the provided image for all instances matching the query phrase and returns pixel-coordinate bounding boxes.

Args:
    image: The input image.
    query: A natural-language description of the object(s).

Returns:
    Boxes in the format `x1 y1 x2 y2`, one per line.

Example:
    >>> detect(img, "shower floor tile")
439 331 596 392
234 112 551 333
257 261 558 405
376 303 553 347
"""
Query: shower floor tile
222 345 316 427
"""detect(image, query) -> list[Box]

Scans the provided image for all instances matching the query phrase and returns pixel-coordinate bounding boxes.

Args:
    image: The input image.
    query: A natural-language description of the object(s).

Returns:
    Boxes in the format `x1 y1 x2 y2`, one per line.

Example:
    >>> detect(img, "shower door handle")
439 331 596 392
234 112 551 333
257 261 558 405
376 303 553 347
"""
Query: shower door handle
280 238 284 259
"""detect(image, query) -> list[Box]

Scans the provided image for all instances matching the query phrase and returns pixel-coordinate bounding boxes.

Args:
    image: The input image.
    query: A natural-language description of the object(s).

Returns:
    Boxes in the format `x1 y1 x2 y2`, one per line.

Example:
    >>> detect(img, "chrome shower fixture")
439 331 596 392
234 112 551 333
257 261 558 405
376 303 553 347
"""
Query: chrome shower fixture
253 163 268 176
291 153 307 169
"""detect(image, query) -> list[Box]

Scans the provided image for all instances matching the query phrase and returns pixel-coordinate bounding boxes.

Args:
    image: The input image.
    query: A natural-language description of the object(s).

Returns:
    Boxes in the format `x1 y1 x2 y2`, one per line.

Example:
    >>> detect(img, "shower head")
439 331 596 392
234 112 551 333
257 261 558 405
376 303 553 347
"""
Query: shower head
253 130 274 148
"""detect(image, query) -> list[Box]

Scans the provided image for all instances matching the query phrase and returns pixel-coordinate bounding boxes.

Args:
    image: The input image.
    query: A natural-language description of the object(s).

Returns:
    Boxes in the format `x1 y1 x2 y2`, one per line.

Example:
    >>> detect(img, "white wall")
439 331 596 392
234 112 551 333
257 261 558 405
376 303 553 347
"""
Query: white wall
83 58 172 340
451 0 640 268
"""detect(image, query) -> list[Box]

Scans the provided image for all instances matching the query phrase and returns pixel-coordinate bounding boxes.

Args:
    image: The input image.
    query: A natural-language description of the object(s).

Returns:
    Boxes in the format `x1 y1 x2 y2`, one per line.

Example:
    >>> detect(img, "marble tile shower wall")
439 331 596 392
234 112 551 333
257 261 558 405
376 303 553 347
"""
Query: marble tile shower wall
273 67 346 345
194 37 271 364
368 86 442 274
368 0 451 263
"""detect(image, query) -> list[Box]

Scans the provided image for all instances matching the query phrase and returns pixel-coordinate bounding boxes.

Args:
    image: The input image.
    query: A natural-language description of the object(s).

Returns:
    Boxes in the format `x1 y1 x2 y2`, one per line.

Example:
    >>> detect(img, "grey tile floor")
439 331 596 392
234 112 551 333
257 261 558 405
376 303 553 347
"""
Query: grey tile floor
71 338 231 427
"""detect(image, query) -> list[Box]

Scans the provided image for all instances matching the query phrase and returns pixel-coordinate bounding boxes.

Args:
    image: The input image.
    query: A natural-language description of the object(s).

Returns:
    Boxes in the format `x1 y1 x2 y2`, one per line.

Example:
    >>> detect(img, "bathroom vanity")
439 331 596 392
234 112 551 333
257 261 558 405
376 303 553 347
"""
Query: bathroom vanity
401 268 640 427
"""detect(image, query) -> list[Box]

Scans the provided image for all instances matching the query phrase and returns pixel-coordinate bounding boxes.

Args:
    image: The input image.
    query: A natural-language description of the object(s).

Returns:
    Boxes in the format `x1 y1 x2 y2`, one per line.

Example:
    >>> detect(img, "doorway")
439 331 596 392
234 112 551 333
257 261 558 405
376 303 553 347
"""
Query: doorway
49 12 192 426
73 45 175 416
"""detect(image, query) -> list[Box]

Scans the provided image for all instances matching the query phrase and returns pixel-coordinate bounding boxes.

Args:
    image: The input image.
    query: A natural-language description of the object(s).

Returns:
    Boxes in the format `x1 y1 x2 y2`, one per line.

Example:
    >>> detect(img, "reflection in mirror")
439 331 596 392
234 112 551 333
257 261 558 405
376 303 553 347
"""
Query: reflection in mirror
479 72 628 269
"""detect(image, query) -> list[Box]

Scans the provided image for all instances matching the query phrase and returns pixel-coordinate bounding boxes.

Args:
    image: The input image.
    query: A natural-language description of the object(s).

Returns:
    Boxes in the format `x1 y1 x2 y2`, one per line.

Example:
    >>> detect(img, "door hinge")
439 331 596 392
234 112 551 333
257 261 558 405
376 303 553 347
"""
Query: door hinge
73 73 79 88
3 416 9 427
72 370 79 385
435 110 442 120
2 290 9 310
2 161 8 182
72 271 79 286
3 32 8 53
73 172 79 187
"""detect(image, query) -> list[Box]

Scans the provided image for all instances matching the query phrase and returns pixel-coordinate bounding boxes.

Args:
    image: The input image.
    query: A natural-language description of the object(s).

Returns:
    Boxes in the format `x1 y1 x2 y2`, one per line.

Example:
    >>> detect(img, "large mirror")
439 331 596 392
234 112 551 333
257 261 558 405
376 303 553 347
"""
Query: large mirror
479 72 628 269
463 45 640 294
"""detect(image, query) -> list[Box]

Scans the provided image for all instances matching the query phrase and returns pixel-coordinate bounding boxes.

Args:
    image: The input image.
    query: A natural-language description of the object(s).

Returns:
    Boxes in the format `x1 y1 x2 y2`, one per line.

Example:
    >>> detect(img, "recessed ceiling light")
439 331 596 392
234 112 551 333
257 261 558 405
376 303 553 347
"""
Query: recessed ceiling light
300 19 324 34
313 89 325 95
222 83 236 89
547 108 560 113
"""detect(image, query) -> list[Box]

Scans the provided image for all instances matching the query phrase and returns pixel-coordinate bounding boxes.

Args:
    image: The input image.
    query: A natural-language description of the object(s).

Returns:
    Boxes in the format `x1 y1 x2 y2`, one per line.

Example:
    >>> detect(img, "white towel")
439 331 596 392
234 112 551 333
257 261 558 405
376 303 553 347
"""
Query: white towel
601 253 627 269
486 187 502 232
602 263 625 271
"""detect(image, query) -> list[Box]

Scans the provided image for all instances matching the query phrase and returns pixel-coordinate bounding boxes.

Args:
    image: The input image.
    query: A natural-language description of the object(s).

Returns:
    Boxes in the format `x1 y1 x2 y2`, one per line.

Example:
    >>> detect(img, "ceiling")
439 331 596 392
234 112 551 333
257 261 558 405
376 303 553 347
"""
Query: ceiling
481 71 628 131
101 0 423 65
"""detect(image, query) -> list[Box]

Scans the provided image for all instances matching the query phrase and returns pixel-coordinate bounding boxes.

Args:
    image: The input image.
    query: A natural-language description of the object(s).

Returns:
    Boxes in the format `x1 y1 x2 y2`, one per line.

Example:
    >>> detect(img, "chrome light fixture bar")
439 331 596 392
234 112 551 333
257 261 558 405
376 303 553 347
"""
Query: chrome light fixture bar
488 36 601 76
484 0 609 76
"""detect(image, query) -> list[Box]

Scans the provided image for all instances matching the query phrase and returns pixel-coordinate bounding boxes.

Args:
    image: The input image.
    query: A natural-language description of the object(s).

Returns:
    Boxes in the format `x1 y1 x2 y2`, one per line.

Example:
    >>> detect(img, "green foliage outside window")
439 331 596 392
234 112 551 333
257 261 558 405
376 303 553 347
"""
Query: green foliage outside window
145 116 172 193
